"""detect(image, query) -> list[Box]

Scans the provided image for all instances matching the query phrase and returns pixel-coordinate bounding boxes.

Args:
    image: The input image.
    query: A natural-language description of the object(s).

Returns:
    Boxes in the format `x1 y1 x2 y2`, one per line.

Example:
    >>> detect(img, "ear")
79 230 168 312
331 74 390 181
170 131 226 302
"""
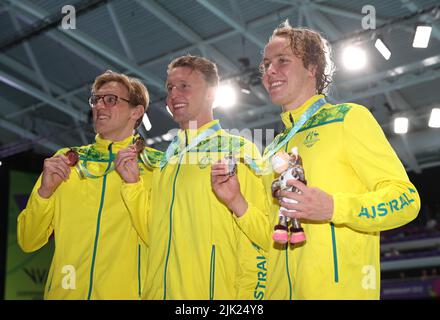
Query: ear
307 64 317 78
206 86 217 101
131 105 145 122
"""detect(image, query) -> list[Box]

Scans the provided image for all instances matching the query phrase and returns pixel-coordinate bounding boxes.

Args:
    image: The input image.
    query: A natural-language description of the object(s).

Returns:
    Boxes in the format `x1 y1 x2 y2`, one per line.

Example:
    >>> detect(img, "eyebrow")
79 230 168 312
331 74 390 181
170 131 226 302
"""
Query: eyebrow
262 53 291 62
166 79 189 87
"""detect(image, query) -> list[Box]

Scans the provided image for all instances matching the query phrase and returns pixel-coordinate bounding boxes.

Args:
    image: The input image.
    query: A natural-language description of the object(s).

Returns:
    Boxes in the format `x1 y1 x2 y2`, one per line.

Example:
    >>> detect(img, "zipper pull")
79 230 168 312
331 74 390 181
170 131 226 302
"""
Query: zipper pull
289 113 294 126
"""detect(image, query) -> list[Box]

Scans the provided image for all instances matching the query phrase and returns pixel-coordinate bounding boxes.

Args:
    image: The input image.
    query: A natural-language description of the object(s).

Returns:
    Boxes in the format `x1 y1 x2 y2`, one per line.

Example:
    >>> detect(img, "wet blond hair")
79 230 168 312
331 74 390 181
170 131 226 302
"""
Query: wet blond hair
262 20 334 94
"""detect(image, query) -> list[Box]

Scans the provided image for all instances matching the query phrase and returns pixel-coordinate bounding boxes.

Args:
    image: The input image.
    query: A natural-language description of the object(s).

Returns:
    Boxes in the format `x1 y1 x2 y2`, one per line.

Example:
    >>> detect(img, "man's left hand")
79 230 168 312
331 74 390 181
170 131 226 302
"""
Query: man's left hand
278 179 334 221
211 161 248 217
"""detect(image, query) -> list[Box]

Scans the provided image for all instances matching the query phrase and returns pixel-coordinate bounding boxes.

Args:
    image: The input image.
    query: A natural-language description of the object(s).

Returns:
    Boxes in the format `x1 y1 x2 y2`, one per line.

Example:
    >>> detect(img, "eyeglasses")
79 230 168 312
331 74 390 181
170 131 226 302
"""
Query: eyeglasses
88 94 130 108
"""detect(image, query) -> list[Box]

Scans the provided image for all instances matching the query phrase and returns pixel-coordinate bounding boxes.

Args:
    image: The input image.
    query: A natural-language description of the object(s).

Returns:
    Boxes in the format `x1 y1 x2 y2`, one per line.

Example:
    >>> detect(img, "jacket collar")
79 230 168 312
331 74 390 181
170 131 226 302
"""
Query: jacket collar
280 94 325 129
176 119 221 146
94 134 134 153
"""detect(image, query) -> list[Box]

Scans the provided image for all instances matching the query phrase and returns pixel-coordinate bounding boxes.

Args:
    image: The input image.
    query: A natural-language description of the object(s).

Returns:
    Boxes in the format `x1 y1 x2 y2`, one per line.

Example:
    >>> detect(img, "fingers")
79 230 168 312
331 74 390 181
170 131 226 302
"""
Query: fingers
213 175 231 185
57 154 71 166
211 163 229 173
279 189 304 201
211 163 230 178
280 208 304 220
44 156 71 180
286 179 306 192
279 197 303 208
115 148 137 168
121 158 139 173
211 165 239 186
116 156 137 170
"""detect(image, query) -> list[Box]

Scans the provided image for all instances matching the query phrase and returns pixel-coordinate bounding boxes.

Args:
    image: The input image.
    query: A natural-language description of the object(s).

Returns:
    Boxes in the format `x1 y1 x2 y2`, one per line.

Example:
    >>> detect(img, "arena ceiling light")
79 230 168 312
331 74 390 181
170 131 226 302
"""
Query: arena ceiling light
341 45 367 71
161 132 175 141
374 36 391 60
214 85 236 109
165 105 173 116
394 117 409 134
142 113 152 131
237 79 251 95
412 24 432 48
428 108 440 128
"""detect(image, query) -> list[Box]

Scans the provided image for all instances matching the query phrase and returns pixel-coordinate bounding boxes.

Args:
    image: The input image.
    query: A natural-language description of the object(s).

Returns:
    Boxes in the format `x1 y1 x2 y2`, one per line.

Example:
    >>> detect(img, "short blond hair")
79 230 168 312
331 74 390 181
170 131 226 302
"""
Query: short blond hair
166 55 219 88
92 70 150 128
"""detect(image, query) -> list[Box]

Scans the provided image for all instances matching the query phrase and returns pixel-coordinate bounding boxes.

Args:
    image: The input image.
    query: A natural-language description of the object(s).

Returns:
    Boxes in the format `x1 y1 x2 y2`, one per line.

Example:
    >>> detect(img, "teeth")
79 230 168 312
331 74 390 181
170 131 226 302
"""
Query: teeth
173 103 186 108
270 81 283 88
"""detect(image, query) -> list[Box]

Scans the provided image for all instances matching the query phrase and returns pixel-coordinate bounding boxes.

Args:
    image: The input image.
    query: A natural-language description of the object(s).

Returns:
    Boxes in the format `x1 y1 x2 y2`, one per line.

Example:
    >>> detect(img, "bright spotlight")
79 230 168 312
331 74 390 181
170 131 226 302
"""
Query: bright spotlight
374 37 391 60
394 117 409 134
142 113 152 131
214 85 236 109
428 108 440 128
161 132 175 141
412 25 432 48
165 105 173 116
342 45 367 71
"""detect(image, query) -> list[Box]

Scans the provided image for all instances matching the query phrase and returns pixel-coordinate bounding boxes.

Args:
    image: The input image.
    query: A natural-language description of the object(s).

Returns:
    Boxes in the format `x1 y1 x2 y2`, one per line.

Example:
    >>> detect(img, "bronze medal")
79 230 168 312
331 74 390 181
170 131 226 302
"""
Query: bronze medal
65 149 79 167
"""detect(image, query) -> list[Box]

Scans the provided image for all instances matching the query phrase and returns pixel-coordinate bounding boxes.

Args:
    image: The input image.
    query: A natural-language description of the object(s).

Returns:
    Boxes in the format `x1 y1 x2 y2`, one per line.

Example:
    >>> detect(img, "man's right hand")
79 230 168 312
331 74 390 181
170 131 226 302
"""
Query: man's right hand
114 146 140 183
38 154 72 199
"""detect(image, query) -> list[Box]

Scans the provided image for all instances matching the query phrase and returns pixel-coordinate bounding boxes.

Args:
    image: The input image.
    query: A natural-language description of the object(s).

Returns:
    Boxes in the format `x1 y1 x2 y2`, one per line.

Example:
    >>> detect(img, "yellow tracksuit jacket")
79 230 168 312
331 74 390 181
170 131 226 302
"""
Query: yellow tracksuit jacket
236 95 421 299
121 120 270 300
17 135 162 299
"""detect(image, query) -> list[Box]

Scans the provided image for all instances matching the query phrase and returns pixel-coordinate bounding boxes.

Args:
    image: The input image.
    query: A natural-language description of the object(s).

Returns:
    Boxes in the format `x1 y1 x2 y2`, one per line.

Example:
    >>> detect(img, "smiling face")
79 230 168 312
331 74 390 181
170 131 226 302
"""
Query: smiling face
92 81 142 141
166 66 215 129
261 36 317 111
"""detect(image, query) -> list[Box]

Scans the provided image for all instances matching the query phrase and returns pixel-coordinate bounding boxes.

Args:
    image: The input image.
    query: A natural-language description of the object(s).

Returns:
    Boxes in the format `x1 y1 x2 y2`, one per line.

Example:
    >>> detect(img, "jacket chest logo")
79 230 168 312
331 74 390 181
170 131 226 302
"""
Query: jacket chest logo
303 130 320 148
199 156 211 169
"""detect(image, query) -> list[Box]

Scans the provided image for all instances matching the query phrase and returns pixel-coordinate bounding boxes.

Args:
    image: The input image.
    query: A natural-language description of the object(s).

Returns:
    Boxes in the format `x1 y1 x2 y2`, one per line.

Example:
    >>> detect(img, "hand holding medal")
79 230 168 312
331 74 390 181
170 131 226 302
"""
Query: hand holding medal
211 155 248 217
114 137 144 183
37 150 77 198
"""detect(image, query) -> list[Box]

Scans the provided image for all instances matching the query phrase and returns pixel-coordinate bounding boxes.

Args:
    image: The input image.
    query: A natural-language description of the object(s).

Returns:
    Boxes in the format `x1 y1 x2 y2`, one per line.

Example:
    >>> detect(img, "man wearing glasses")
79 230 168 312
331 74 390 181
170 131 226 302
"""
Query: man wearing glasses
17 70 162 299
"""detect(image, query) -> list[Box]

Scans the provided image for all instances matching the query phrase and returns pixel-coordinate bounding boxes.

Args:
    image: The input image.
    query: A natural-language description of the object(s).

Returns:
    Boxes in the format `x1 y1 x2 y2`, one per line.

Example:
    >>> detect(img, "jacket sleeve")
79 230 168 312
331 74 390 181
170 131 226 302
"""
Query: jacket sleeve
121 174 151 246
17 148 70 253
17 174 55 253
331 105 421 232
233 141 272 252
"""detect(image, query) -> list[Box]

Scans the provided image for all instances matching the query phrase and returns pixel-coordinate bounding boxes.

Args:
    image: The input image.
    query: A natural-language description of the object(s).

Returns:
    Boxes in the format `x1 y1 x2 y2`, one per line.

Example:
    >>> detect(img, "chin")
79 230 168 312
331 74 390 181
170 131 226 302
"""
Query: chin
269 96 284 106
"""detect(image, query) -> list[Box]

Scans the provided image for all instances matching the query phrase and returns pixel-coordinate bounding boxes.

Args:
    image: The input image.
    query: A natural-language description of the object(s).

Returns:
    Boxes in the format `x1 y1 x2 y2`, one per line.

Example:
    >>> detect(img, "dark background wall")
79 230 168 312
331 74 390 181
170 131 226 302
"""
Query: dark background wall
0 151 46 300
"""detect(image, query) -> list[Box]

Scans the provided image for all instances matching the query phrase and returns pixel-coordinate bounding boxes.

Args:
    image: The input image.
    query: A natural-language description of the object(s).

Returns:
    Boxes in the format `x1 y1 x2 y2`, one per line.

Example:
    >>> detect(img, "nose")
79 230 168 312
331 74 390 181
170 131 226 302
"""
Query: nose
92 96 107 109
266 62 277 75
168 86 180 100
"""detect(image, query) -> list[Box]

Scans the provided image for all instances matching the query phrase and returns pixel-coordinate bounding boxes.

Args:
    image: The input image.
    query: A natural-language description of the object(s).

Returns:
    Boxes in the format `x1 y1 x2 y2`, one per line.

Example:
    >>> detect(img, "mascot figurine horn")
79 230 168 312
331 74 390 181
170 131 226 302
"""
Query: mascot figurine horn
271 147 307 245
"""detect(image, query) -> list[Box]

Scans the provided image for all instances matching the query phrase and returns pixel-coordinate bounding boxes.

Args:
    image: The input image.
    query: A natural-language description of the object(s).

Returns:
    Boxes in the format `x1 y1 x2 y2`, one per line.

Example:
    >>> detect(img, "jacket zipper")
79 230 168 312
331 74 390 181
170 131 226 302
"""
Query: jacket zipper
330 223 339 283
162 156 183 300
138 244 142 299
209 245 216 300
87 143 113 300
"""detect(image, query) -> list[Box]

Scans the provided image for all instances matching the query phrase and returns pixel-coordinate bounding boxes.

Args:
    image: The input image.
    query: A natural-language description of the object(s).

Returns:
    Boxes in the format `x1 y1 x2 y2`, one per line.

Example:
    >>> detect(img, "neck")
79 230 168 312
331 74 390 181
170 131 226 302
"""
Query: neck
180 115 214 130
99 131 133 142
282 88 317 112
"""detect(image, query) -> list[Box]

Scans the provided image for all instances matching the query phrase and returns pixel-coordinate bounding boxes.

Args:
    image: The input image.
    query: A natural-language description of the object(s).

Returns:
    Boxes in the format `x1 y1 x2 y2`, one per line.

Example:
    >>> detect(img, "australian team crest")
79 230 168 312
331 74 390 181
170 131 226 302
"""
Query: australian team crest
198 156 212 169
303 130 320 148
